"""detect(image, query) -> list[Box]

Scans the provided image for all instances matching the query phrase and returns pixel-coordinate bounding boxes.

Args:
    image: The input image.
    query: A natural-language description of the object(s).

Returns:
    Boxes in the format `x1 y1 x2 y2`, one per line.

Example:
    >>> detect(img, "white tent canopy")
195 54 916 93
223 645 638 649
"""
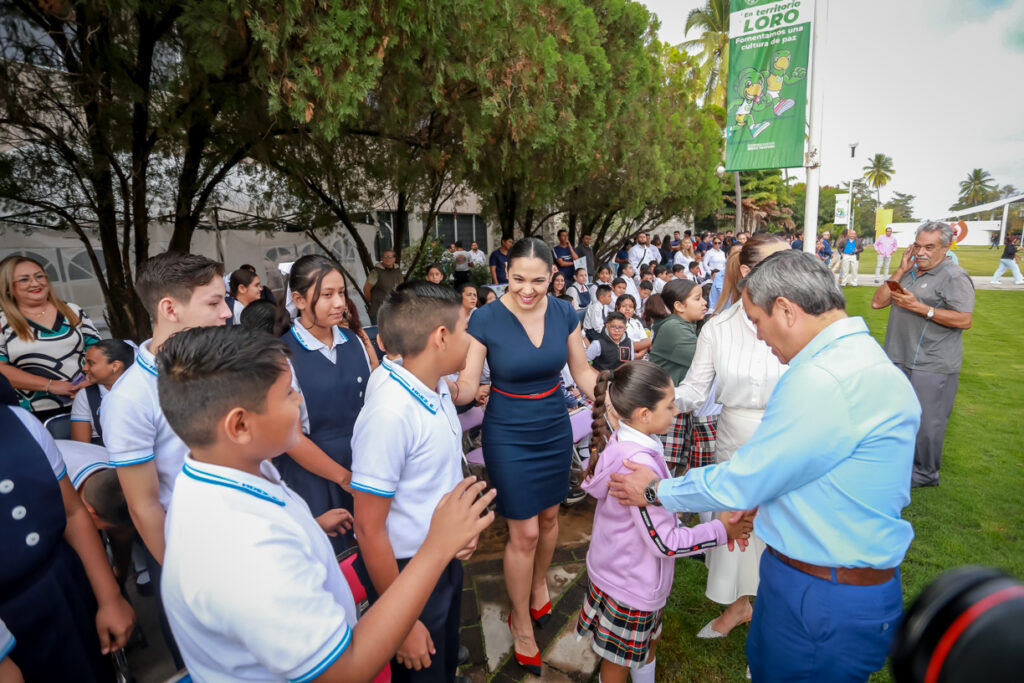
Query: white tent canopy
944 193 1024 245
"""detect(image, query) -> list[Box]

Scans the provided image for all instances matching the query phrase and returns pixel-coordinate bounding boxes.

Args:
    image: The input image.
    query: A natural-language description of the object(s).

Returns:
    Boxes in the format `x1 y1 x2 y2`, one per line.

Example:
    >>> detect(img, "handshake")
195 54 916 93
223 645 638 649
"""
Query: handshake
719 509 756 552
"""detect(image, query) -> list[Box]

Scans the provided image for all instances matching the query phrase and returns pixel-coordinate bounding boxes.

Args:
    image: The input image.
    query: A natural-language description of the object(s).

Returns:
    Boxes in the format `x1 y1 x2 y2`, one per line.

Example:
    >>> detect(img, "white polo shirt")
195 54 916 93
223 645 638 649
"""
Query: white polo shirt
101 340 188 510
70 384 108 440
350 362 464 560
56 439 111 490
162 456 357 683
365 356 403 400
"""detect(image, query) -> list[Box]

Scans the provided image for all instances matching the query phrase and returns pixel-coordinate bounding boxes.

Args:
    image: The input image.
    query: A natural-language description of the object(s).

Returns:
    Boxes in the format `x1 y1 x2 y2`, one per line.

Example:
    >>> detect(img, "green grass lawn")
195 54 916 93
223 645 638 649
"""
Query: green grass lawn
858 245 1005 278
657 287 1024 682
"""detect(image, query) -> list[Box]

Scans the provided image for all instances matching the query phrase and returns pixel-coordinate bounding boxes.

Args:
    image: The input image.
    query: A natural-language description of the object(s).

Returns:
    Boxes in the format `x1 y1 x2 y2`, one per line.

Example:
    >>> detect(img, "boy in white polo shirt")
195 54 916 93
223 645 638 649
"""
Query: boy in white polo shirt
156 326 495 682
100 252 231 661
351 282 474 683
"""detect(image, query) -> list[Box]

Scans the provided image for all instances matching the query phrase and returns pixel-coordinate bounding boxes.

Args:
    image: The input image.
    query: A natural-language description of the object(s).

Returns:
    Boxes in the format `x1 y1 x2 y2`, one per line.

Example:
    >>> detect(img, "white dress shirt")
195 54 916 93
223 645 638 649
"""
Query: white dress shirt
702 248 727 273
628 244 661 271
675 301 787 413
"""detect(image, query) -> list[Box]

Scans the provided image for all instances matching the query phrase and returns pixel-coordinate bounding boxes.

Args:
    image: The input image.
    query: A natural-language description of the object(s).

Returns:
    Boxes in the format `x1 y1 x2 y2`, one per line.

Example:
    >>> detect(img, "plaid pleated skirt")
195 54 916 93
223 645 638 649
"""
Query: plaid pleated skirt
575 581 662 668
663 413 718 471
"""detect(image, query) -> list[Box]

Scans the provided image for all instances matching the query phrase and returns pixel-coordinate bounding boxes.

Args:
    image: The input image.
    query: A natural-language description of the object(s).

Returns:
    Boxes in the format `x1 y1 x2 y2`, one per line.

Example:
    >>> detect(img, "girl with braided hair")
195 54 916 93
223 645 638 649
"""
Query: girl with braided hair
574 362 752 683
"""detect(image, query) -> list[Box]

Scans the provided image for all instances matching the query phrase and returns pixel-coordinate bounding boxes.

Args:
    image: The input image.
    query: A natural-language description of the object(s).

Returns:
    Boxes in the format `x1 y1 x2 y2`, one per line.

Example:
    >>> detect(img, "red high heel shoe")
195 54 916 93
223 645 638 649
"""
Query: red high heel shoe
529 601 552 628
507 613 542 676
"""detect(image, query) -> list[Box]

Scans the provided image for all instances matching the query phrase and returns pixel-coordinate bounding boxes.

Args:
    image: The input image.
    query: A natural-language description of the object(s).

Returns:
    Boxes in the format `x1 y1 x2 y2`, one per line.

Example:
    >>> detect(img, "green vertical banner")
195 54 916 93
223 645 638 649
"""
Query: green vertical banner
725 0 814 171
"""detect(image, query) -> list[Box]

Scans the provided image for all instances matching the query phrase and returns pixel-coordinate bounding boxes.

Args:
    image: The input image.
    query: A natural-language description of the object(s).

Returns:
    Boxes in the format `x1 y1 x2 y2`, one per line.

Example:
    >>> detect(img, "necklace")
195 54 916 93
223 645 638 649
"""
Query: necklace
21 304 50 318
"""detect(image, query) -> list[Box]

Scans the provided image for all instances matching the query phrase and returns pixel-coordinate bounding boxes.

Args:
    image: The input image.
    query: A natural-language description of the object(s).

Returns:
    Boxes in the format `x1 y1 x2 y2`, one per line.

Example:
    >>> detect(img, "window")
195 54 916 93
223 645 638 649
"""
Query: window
66 250 105 281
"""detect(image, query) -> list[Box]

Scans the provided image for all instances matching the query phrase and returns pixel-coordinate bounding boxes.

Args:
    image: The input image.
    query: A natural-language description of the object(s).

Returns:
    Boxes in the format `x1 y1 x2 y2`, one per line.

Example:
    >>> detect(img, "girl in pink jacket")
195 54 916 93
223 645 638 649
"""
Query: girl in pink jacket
575 362 751 683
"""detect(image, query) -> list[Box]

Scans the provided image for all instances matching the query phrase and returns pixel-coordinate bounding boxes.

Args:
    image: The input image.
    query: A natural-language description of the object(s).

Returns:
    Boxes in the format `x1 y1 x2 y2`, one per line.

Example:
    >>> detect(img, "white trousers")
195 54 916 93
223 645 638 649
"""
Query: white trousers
991 259 1023 284
874 253 893 278
840 254 859 286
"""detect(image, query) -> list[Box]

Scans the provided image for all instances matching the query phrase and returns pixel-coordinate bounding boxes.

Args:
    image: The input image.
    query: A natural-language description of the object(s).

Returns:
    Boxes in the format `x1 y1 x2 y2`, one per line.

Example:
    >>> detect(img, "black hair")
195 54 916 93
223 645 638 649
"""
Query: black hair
653 265 668 277
240 299 289 337
611 277 626 288
595 284 613 299
557 228 568 237
455 240 463 249
588 362 673 478
426 263 444 276
548 271 567 295
377 281 462 357
638 281 654 292
557 294 574 303
662 278 700 316
688 260 701 269
574 268 587 277
156 326 292 448
240 264 257 273
136 252 224 318
614 294 637 312
671 264 686 274
476 285 495 308
81 468 132 527
229 268 258 297
456 281 477 296
597 264 611 275
91 339 135 371
639 263 651 276
641 293 670 328
288 254 344 327
604 311 627 326
507 237 554 269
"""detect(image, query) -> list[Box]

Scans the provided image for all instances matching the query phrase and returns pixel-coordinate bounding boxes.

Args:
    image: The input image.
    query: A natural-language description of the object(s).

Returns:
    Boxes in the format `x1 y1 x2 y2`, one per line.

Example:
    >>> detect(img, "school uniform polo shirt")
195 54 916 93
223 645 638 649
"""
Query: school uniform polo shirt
350 362 464 560
162 457 358 683
101 340 187 510
55 440 110 490
365 357 403 400
70 384 107 440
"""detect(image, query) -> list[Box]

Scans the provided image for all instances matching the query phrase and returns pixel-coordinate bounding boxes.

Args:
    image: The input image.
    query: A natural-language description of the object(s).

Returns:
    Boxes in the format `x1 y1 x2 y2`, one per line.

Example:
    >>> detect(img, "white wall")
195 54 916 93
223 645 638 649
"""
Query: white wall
887 220 999 248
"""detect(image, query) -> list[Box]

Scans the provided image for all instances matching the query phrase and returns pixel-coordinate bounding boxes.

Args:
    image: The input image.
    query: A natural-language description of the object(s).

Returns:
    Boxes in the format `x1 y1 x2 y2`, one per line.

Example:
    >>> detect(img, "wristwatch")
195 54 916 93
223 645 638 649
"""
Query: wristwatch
643 478 662 506
926 306 935 320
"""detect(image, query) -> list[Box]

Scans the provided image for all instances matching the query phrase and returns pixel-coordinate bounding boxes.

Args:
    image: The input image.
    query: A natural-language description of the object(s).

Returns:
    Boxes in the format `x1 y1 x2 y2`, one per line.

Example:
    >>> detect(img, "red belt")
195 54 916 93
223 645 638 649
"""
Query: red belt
491 382 561 400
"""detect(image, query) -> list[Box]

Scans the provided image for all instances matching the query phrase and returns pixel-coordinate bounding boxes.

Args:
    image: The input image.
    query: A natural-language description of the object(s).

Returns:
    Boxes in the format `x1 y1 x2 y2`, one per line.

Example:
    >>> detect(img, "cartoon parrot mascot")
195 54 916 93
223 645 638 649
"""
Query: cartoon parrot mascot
762 49 806 116
727 67 771 142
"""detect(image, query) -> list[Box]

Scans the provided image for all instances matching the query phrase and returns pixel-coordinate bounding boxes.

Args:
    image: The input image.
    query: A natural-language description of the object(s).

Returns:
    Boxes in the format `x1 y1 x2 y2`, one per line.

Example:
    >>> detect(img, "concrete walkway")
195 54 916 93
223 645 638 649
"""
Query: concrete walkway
844 273 1024 291
459 498 600 683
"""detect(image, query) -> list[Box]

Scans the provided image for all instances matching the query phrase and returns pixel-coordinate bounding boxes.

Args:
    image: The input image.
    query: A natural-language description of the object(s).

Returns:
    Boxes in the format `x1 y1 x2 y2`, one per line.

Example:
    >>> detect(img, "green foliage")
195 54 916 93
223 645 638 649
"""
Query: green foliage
401 239 448 281
680 0 730 108
884 192 917 223
862 152 895 205
956 168 997 207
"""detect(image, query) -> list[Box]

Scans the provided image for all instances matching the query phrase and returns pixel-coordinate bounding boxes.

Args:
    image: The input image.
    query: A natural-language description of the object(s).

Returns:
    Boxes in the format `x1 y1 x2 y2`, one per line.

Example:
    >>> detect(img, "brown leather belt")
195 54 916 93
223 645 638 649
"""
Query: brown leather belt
768 547 896 586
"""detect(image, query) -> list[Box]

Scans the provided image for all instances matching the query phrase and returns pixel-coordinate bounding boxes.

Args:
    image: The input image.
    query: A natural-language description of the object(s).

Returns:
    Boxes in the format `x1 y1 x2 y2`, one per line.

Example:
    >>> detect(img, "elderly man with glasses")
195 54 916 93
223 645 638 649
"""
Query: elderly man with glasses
363 250 404 324
871 221 974 488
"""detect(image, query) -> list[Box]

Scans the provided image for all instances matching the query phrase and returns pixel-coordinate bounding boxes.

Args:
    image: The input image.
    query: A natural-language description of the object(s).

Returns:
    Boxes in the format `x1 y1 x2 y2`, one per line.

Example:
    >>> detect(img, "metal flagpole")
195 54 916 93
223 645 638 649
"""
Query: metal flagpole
802 0 827 254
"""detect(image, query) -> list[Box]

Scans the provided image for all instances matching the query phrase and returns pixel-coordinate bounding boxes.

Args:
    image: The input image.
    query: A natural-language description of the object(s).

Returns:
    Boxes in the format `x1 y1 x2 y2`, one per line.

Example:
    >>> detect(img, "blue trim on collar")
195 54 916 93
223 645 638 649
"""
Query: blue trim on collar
136 351 158 377
386 366 438 414
182 460 285 506
291 324 348 353
290 325 313 351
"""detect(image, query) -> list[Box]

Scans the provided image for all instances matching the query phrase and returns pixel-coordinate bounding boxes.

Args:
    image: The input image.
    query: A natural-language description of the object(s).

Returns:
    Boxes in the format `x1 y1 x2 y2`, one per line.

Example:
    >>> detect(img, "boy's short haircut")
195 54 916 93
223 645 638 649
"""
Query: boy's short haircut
605 311 627 327
653 265 668 277
595 284 613 299
377 281 461 357
639 281 654 292
611 277 626 288
689 261 701 270
136 252 224 318
671 264 686 275
156 326 292 448
81 468 133 527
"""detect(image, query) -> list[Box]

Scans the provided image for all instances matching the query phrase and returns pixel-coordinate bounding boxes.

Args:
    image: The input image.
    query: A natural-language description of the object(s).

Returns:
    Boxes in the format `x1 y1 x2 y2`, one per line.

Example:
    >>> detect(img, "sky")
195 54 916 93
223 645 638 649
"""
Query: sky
640 0 1024 220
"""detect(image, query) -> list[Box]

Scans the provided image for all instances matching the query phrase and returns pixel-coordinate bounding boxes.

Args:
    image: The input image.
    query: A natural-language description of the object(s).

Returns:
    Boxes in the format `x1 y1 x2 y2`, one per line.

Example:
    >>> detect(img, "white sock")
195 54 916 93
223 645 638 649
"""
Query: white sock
631 657 656 683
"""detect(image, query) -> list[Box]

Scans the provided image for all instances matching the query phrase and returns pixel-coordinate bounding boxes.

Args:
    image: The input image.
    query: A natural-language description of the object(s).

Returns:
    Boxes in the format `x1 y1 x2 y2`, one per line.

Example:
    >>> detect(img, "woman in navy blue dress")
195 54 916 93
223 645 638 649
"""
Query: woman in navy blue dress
457 238 597 674
276 255 370 549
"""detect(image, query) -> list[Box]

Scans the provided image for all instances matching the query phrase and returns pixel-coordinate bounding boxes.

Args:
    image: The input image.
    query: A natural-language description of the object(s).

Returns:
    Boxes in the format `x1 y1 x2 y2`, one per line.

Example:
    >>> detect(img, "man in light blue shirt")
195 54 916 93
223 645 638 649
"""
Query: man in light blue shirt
610 250 920 682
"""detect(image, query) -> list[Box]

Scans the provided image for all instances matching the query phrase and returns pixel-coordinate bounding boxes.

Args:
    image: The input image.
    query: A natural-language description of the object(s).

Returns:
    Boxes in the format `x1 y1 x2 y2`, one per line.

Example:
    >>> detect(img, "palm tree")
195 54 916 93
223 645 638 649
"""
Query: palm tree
680 0 739 230
958 169 996 205
862 153 894 207
680 0 730 109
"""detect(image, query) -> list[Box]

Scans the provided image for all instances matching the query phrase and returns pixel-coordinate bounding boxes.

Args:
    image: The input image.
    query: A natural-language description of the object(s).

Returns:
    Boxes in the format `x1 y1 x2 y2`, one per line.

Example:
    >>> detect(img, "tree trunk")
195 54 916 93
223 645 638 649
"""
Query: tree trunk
734 171 743 233
567 212 578 245
393 191 408 261
494 183 517 239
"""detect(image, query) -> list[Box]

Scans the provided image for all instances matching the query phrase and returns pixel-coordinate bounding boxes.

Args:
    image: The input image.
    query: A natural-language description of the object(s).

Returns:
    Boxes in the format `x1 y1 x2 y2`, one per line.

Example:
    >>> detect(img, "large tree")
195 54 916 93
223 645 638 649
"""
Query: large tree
862 153 895 207
957 168 997 206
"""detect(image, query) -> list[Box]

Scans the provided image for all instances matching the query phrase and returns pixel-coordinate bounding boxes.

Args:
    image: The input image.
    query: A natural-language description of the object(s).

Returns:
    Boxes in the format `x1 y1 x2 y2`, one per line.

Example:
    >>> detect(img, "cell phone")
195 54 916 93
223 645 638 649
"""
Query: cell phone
885 280 905 294
71 371 87 386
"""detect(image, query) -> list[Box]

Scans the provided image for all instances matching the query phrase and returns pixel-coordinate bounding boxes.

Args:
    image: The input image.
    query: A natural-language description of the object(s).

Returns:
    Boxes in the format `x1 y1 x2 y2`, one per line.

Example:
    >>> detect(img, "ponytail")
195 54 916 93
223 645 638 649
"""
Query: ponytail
714 250 743 313
587 370 615 479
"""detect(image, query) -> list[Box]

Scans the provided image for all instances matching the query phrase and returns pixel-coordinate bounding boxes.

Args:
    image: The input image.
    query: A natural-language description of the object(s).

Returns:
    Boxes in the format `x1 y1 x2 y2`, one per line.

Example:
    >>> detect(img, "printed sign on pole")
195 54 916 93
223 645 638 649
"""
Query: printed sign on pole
834 193 850 225
725 0 815 171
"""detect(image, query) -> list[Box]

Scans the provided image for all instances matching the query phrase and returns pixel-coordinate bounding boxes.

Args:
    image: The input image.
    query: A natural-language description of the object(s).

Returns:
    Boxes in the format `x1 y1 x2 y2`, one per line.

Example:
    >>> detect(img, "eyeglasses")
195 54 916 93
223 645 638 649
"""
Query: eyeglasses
14 273 48 286
713 241 722 245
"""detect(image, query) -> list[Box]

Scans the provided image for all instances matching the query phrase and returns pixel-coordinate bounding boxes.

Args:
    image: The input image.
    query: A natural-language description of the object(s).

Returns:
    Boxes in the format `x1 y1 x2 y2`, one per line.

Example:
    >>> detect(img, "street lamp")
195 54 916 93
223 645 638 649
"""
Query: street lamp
848 143 859 236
